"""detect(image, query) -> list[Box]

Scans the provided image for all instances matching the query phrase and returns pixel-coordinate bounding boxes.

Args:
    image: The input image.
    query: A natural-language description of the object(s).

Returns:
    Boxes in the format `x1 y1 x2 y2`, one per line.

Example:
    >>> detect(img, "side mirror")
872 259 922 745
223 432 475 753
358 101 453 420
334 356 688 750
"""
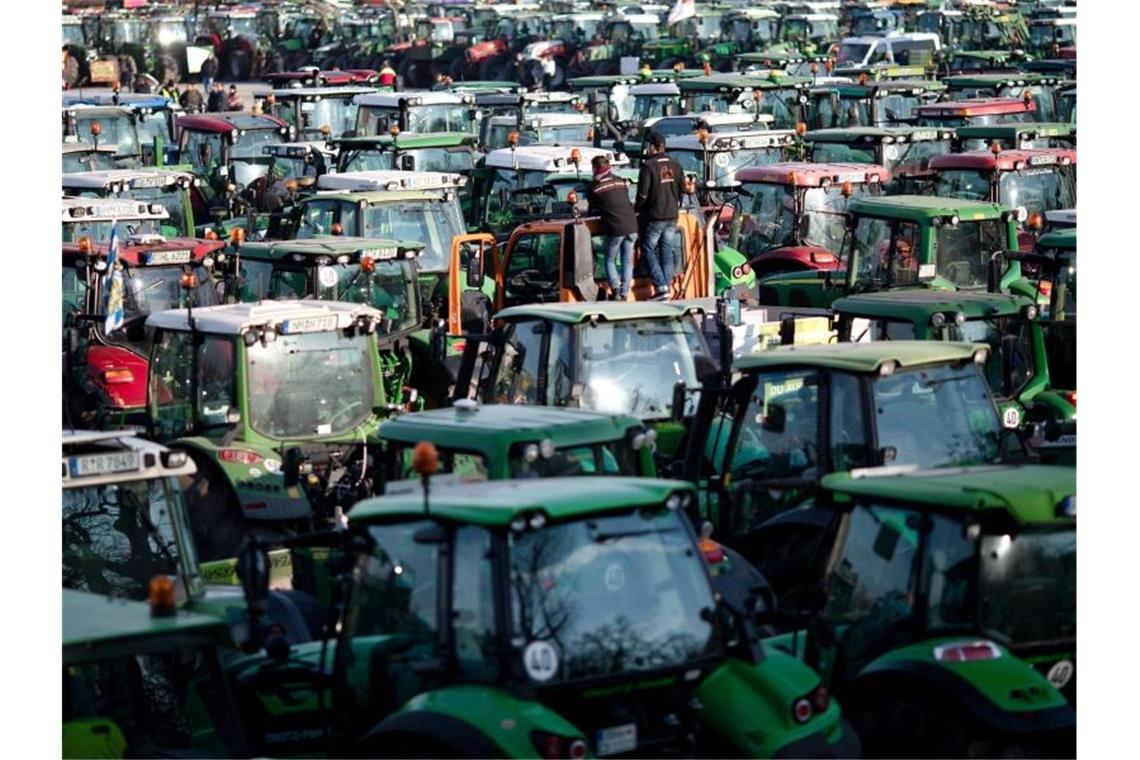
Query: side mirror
397 153 416 171
465 245 485 289
761 403 786 433
671 381 686 421
872 522 901 561
282 446 307 488
430 318 447 365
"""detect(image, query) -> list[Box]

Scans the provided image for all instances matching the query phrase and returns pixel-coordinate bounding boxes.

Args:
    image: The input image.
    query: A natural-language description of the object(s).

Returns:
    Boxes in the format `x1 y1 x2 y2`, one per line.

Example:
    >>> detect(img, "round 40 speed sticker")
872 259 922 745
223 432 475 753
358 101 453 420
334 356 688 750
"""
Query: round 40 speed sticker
523 640 560 682
318 266 339 288
1047 659 1074 689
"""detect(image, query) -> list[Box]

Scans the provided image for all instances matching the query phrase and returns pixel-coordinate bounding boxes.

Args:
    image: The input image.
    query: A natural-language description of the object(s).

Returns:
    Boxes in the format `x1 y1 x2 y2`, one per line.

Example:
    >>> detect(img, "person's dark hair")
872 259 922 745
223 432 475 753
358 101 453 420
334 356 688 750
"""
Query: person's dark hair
591 154 610 171
647 131 667 149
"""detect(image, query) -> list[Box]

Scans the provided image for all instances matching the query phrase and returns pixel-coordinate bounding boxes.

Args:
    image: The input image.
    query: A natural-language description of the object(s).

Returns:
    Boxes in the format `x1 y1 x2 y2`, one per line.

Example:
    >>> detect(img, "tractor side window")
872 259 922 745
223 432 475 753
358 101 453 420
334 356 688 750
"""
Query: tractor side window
452 526 499 681
149 330 196 440
925 513 977 630
182 131 221 171
730 370 820 481
296 200 356 239
269 269 309 300
197 337 235 427
236 258 275 301
503 233 561 304
63 267 89 323
491 320 545 405
875 320 917 340
824 504 921 663
830 372 870 471
393 447 488 481
887 221 921 286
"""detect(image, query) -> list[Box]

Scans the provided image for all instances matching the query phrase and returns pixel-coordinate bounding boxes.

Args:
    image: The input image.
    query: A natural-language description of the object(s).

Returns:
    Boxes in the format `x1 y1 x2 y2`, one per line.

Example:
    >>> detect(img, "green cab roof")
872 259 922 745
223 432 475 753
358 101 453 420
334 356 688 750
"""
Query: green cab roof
495 301 700 325
63 589 226 664
806 126 956 143
678 73 810 92
1037 227 1076 251
954 122 1076 141
943 73 1060 88
734 340 986 374
330 132 478 150
349 476 692 527
379 404 644 451
821 465 1075 526
832 289 1033 320
849 194 1008 222
809 80 944 98
239 236 423 260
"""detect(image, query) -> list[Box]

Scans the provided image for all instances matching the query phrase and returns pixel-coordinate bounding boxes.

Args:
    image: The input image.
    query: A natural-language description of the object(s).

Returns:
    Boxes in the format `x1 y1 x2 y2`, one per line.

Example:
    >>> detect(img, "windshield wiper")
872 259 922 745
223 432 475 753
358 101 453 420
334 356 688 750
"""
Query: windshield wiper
591 527 673 542
919 373 974 389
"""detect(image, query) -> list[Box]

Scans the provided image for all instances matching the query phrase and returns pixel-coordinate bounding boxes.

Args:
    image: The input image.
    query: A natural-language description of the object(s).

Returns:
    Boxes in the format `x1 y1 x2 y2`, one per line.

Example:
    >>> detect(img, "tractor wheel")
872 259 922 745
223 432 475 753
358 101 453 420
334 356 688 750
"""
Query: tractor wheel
851 690 977 759
226 49 251 81
448 56 468 82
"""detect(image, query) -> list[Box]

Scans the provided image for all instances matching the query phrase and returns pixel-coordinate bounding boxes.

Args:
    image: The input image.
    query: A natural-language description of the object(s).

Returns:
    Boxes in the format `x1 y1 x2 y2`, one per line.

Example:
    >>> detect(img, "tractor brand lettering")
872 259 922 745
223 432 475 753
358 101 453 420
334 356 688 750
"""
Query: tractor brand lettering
237 479 283 493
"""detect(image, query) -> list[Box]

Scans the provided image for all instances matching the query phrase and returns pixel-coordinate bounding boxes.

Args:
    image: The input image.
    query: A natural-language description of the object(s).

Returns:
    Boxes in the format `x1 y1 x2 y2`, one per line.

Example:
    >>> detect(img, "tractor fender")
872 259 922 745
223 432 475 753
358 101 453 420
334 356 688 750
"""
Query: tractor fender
757 269 839 309
693 653 852 758
713 246 757 288
852 638 1075 736
358 686 586 758
749 246 840 277
175 437 312 521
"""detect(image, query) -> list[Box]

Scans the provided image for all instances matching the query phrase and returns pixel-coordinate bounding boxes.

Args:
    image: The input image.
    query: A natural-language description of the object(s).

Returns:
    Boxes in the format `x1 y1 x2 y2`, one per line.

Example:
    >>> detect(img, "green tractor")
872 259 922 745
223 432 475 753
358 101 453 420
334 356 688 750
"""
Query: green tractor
955 122 1076 153
225 476 861 757
63 590 249 759
678 73 813 130
638 6 732 70
831 290 1075 433
805 79 945 130
757 195 1031 309
229 236 427 410
753 465 1076 754
805 126 956 193
377 403 658 486
144 300 395 562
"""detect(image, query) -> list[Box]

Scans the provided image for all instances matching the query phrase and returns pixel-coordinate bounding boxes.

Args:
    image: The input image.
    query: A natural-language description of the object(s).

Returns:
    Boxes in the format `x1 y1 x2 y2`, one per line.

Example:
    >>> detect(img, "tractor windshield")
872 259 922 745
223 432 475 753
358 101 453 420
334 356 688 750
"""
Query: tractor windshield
62 150 117 174
882 139 952 179
406 105 473 134
403 147 474 173
568 318 710 419
509 439 642 478
339 149 396 172
934 169 992 202
246 329 376 439
738 182 797 255
835 43 872 66
63 23 85 46
63 476 198 602
870 363 1003 468
510 508 719 683
538 124 593 144
279 98 359 138
361 200 464 273
803 186 870 253
919 112 1035 128
978 528 1076 646
75 113 140 159
229 128 286 161
932 219 1007 289
115 264 218 337
632 95 681 122
812 142 876 165
999 168 1076 219
948 318 1035 399
62 218 162 243
122 186 187 237
674 147 783 186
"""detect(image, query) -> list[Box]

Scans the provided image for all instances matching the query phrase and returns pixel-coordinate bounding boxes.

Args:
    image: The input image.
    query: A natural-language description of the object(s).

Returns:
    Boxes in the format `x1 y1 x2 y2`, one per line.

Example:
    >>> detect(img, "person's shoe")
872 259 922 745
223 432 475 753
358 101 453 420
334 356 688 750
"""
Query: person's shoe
622 291 634 302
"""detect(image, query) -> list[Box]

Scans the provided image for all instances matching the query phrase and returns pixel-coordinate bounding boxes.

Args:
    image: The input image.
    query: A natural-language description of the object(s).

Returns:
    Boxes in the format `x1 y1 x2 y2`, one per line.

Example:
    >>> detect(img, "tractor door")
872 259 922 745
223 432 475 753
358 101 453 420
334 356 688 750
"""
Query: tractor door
496 228 563 309
563 221 598 302
446 233 498 335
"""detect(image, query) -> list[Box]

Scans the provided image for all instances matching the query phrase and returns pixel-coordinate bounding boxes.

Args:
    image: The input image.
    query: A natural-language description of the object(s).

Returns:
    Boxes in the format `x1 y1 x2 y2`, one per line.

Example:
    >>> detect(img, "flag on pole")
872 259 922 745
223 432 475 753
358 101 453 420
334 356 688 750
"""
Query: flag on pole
104 223 125 334
668 0 696 26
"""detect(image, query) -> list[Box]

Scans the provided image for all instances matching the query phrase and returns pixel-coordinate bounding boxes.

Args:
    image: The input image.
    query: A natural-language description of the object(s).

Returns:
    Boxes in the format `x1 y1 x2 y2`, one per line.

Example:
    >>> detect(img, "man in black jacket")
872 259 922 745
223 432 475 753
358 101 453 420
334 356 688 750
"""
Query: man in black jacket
588 155 638 300
636 131 683 297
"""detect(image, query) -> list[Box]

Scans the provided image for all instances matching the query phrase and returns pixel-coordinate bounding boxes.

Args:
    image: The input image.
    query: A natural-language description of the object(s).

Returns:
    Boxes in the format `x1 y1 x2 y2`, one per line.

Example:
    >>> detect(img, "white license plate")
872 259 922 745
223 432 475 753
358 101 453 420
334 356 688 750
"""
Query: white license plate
69 451 140 477
281 315 339 334
146 249 191 265
596 723 637 757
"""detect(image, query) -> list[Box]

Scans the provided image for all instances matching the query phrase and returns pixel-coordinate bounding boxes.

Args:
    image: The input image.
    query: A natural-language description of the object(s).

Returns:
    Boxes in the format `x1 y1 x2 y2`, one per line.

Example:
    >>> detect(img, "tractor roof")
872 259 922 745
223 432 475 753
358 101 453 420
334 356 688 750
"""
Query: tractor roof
146 300 384 335
498 112 594 128
629 82 682 96
484 145 626 172
263 141 336 159
736 162 890 187
62 196 169 224
1036 228 1076 251
238 236 423 261
62 142 118 156
63 93 179 111
734 339 986 374
809 79 944 97
331 133 477 150
806 126 956 143
177 112 288 133
317 170 467 193
646 111 769 130
848 194 1008 221
63 590 226 661
831 289 1033 320
914 98 1036 118
821 465 1075 526
267 85 375 99
954 122 1076 142
64 104 133 119
62 236 223 265
943 73 1063 89
356 91 473 108
667 130 796 152
496 301 701 325
349 476 691 527
379 404 645 450
62 429 197 489
62 168 196 192
930 148 1075 172
1044 208 1076 227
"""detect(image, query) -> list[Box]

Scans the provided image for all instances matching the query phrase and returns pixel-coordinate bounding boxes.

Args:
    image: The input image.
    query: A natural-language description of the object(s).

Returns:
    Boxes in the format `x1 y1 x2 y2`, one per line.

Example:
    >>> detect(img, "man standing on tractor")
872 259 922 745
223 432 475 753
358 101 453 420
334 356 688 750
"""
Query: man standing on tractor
636 131 684 298
588 154 639 301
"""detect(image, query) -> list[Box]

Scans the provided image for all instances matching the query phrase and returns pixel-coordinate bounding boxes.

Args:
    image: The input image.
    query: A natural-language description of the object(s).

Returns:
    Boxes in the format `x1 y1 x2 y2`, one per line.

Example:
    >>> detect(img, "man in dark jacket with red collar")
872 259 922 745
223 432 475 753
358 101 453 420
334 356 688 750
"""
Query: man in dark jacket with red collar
636 131 683 297
588 155 638 300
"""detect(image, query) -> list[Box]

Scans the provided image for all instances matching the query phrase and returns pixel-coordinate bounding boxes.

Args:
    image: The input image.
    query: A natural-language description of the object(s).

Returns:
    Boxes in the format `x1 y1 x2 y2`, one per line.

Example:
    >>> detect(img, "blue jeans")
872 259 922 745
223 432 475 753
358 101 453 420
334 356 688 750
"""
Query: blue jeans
642 220 678 289
604 233 636 297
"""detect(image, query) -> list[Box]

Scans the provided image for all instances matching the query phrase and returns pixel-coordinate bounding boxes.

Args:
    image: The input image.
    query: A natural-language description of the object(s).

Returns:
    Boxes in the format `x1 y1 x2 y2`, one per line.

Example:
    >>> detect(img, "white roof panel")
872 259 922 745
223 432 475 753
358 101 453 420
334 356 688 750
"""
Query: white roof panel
146 301 383 336
317 170 466 192
484 145 628 172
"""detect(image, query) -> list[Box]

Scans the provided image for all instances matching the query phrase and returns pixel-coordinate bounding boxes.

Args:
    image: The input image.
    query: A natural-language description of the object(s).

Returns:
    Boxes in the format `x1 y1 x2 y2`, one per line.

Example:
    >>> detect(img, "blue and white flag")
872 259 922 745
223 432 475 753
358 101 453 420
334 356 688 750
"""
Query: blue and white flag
103 223 125 334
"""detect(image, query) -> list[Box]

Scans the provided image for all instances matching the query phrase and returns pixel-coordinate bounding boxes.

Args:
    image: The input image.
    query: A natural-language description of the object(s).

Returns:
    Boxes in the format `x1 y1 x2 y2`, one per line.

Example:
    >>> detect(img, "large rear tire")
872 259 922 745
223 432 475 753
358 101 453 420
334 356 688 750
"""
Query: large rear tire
226 49 251 80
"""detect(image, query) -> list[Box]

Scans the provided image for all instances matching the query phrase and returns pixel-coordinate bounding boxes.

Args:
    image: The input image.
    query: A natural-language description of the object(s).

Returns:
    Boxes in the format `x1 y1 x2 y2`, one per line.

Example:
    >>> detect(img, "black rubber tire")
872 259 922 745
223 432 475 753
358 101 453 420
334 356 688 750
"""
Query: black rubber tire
851 690 975 759
448 56 468 82
181 454 248 562
226 48 251 80
479 55 511 81
155 53 181 85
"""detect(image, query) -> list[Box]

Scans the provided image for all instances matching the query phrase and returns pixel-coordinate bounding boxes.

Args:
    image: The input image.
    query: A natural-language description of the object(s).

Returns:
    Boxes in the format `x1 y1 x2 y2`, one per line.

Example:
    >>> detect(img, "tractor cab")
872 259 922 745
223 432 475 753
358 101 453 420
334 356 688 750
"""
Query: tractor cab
476 145 629 234
637 8 726 70
63 105 142 168
954 122 1076 152
806 79 945 129
929 148 1076 243
832 33 941 70
776 12 840 54
62 168 200 239
144 300 391 561
942 73 1064 123
721 9 781 54
914 97 1037 129
62 142 118 174
832 290 1074 431
63 93 183 166
482 112 596 152
176 113 290 206
333 133 478 177
752 465 1076 750
678 73 812 129
258 142 336 205
1027 16 1076 57
377 404 657 487
62 196 169 244
263 86 373 141
733 162 889 276
805 127 955 193
62 431 200 603
222 476 856 758
757 195 1025 309
567 74 647 128
355 91 479 136
667 130 798 192
628 81 684 126
848 7 905 37
943 49 1031 76
62 225 223 428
